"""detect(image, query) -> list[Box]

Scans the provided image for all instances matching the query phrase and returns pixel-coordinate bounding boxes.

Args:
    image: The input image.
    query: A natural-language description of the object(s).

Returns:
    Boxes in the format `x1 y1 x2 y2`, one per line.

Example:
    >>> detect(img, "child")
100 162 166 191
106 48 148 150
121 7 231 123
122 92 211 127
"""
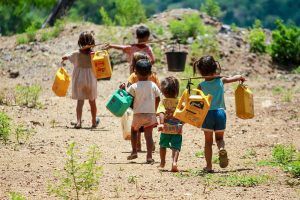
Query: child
194 55 245 172
105 25 155 74
126 59 161 164
62 31 99 129
157 76 183 172
127 52 160 152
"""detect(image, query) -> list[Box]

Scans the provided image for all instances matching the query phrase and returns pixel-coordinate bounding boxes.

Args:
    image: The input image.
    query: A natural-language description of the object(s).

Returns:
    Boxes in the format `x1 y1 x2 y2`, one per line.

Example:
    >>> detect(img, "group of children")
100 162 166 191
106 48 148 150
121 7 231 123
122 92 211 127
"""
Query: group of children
62 26 245 172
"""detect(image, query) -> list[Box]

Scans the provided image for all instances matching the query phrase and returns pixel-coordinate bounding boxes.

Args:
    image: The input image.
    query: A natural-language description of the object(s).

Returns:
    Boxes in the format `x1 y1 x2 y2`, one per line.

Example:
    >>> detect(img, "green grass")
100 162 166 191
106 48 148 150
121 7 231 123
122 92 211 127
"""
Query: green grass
195 150 204 158
0 112 11 144
15 84 42 108
127 175 138 184
282 89 294 102
292 66 300 74
9 192 26 200
16 35 29 45
258 144 300 178
241 149 257 159
272 86 284 95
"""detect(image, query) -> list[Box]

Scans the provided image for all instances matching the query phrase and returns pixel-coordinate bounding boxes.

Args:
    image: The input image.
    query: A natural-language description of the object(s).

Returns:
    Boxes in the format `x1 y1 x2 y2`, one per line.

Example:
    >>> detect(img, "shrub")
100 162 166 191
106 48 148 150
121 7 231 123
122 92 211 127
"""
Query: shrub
200 0 222 18
271 20 300 66
115 0 146 26
169 14 214 43
40 20 65 42
48 142 102 199
0 112 11 143
15 125 34 145
285 161 300 177
292 66 300 74
272 144 296 165
16 35 29 45
248 20 267 54
99 7 115 26
15 84 42 108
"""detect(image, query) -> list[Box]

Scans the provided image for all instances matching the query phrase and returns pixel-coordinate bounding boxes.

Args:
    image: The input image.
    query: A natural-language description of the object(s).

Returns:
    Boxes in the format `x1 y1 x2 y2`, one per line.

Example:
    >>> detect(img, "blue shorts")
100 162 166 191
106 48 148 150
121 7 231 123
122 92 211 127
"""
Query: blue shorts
202 109 226 132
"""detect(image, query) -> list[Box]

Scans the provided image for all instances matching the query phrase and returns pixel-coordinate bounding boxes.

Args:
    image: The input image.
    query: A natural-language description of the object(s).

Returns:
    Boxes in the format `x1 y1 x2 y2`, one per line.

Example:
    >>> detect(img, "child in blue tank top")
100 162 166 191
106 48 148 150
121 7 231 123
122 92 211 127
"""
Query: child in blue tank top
194 55 245 172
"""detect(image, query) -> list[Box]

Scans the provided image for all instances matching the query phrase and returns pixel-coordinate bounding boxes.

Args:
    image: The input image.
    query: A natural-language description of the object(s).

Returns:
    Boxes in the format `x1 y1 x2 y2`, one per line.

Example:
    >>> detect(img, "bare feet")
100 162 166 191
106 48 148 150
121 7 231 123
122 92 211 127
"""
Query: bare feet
203 167 214 173
219 149 229 168
171 163 179 172
158 161 165 169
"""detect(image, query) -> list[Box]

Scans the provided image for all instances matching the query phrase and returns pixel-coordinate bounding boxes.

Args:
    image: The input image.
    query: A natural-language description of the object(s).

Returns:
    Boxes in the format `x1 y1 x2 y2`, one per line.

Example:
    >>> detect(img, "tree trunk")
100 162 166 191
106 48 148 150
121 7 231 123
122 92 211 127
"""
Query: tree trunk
42 0 76 28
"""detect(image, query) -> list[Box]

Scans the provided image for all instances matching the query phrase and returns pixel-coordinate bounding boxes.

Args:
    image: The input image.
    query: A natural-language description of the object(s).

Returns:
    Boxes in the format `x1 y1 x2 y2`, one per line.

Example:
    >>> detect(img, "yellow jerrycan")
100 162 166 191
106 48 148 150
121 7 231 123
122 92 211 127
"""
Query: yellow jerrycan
174 89 212 128
91 50 112 79
235 83 254 119
52 67 71 97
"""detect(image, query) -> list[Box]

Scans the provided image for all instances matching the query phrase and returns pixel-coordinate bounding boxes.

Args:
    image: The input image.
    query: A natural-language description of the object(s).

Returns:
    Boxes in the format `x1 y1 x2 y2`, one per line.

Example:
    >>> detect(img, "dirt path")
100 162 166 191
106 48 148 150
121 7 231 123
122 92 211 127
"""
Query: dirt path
0 23 299 200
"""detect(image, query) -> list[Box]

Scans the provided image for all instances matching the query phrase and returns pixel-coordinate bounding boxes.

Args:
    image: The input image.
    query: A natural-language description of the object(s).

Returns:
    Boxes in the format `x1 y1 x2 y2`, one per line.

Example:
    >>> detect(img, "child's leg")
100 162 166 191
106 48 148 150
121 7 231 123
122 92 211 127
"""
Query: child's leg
127 127 138 160
88 99 97 126
144 126 154 162
215 131 228 168
76 100 84 127
137 131 142 151
215 132 225 150
171 149 180 172
159 147 166 168
204 131 214 171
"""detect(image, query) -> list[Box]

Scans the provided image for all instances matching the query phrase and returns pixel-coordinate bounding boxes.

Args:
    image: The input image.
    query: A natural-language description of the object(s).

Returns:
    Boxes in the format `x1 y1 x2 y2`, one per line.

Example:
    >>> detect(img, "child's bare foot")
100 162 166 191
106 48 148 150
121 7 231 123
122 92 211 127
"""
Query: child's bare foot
219 149 229 168
127 153 138 160
203 167 214 173
171 163 179 172
74 122 82 129
158 161 165 169
146 158 155 165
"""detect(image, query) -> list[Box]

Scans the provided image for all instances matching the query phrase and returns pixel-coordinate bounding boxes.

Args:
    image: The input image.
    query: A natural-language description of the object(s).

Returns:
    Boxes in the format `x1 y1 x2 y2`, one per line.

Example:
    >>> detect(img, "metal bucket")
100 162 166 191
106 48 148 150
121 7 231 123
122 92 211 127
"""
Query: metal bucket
165 42 187 72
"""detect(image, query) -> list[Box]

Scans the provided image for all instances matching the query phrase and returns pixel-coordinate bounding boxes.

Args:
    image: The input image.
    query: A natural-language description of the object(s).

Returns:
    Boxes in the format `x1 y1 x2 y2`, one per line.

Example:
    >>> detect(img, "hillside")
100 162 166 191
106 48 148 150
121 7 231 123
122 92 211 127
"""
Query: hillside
0 9 299 200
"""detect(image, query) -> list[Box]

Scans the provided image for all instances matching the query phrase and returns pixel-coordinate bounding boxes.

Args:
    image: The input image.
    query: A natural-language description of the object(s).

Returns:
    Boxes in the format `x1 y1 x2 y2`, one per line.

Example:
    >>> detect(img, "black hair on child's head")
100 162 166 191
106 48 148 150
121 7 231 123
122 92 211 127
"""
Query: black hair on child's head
136 25 150 39
132 52 149 70
135 59 152 77
78 31 95 49
161 76 180 98
193 55 221 76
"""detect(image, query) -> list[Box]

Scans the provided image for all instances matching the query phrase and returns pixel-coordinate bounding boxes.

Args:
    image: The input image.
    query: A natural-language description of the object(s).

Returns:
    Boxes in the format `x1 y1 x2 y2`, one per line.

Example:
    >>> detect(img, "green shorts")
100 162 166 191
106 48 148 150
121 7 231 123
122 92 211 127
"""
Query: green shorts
159 133 182 151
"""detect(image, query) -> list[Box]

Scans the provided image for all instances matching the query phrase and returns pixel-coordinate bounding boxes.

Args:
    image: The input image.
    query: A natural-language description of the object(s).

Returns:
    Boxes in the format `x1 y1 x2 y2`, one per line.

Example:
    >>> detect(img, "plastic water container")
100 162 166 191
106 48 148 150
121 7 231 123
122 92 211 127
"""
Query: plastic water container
91 50 112 79
106 89 133 117
52 67 71 97
121 108 133 140
235 83 254 119
174 89 211 128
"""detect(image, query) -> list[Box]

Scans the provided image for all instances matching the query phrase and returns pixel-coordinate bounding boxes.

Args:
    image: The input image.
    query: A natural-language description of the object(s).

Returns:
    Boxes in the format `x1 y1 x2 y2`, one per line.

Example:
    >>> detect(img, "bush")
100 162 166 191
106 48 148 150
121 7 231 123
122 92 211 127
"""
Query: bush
99 7 115 26
41 20 65 42
272 144 296 165
16 35 29 45
115 0 146 26
48 142 102 199
285 161 300 177
200 0 222 18
271 20 300 66
169 14 214 43
15 84 42 108
248 20 267 54
0 112 11 143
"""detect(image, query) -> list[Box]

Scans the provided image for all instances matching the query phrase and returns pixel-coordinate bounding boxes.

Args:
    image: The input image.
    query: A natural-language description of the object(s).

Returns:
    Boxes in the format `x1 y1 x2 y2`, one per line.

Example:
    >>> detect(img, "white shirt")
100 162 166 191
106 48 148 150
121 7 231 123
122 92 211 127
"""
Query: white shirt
127 81 161 114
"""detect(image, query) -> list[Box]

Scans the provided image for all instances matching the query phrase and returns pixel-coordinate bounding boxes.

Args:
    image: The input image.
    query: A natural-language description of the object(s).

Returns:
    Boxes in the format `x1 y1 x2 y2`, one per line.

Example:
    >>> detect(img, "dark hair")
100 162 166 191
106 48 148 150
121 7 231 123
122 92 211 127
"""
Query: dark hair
161 76 180 98
78 31 95 50
193 55 221 76
135 59 152 77
132 52 149 71
136 25 150 39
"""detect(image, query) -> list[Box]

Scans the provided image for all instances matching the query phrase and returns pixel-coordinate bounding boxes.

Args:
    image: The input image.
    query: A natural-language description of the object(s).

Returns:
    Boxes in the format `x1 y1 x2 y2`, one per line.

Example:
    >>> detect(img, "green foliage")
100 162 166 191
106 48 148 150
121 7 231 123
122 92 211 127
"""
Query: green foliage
205 174 269 187
0 0 56 35
99 7 115 26
128 175 138 184
169 14 215 43
40 20 65 42
259 144 299 178
230 23 238 32
0 112 11 144
15 84 42 108
16 35 30 45
15 125 34 145
248 20 267 54
9 192 26 200
115 0 146 26
282 89 294 102
195 150 204 158
200 0 222 18
292 66 300 74
241 149 257 159
272 86 284 95
271 20 300 66
48 142 102 199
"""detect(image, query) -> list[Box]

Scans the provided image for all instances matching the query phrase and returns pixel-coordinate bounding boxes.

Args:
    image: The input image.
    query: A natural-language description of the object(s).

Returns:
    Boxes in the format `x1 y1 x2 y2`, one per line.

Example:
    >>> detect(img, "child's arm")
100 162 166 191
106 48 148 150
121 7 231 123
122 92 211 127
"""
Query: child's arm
157 112 165 132
155 96 160 111
222 75 246 84
104 44 129 51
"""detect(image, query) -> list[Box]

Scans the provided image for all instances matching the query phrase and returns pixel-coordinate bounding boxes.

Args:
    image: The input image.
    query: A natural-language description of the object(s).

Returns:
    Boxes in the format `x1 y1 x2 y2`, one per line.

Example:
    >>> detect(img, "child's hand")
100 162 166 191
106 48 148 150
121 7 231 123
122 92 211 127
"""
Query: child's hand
119 83 126 90
157 124 164 132
103 43 111 50
239 75 246 82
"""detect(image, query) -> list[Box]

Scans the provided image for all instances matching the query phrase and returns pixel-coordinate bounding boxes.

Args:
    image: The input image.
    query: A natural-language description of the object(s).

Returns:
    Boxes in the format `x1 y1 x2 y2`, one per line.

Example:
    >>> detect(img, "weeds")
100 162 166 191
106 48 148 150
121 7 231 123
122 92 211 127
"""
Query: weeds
15 125 34 145
15 84 42 108
241 149 257 159
40 20 65 42
282 89 294 102
258 144 300 178
212 155 219 164
272 86 284 95
48 142 102 200
9 192 26 200
292 66 300 74
0 112 11 144
128 175 137 184
195 150 204 158
248 20 267 54
16 35 29 45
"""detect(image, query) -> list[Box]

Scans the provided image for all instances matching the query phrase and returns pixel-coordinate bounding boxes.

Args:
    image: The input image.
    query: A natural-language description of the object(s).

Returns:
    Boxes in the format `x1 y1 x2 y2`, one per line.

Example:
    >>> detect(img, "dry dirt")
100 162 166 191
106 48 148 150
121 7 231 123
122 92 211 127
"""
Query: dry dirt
0 11 300 200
